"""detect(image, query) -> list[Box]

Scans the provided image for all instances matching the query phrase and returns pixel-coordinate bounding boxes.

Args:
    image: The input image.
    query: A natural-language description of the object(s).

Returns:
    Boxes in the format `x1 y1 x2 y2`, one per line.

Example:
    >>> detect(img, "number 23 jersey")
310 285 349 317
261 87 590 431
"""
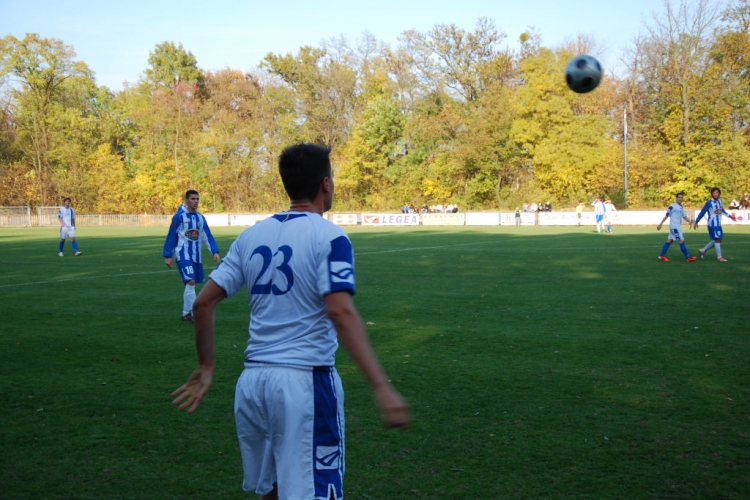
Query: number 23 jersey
209 212 355 366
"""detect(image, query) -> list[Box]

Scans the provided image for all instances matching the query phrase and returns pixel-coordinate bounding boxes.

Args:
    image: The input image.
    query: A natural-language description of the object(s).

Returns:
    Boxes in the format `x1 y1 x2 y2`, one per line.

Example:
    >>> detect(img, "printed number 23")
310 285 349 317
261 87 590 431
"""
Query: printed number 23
250 245 294 295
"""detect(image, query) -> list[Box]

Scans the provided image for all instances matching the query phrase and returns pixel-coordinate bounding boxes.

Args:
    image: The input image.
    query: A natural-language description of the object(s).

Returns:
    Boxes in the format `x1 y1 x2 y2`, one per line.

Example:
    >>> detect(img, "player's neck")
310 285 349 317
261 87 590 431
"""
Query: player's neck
288 199 323 216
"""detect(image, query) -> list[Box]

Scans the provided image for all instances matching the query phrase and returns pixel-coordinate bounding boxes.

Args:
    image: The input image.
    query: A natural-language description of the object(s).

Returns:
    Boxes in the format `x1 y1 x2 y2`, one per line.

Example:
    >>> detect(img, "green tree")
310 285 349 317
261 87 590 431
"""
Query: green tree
0 33 94 204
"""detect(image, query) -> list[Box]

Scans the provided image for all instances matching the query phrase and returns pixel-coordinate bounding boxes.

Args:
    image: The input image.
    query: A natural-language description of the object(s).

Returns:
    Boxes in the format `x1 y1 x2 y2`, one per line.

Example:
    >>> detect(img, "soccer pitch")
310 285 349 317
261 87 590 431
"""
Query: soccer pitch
1 225 749 499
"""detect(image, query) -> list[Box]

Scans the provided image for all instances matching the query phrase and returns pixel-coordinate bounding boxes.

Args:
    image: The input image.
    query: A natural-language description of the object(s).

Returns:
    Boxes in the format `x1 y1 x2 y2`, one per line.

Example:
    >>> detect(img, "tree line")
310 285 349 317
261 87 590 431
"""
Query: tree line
1 0 749 214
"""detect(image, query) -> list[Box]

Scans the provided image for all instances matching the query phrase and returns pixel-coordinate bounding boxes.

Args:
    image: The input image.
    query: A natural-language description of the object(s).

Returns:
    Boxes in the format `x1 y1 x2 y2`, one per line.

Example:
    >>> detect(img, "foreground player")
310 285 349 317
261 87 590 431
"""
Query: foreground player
656 193 698 262
58 197 82 256
163 190 221 321
694 187 737 262
172 144 409 500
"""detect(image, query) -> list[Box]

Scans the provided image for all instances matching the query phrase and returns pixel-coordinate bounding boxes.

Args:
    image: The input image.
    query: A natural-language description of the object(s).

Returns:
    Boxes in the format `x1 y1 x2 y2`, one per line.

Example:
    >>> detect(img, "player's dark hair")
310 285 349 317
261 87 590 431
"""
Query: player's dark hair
710 187 721 195
278 143 331 202
185 189 199 199
676 192 685 198
63 197 71 203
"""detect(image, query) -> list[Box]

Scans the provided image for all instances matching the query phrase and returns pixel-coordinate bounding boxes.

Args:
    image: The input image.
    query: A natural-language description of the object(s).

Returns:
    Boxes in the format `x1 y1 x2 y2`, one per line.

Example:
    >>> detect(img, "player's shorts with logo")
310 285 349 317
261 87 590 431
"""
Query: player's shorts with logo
60 226 76 239
235 363 344 500
708 225 723 240
668 228 685 241
177 260 204 283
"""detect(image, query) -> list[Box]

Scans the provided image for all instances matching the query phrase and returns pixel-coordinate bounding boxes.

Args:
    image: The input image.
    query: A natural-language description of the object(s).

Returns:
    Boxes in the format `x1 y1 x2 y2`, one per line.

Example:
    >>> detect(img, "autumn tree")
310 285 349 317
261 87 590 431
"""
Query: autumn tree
0 33 95 204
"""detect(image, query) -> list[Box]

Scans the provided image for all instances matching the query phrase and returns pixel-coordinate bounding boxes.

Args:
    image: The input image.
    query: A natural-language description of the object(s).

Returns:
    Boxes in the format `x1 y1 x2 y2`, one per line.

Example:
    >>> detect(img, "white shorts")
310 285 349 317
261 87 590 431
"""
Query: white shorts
668 227 684 242
235 363 345 500
60 226 76 239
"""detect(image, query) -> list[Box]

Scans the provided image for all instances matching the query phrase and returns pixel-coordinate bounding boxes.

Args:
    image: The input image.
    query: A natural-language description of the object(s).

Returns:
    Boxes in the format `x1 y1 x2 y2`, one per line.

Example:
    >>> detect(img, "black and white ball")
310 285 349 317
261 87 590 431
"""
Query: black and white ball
565 55 602 94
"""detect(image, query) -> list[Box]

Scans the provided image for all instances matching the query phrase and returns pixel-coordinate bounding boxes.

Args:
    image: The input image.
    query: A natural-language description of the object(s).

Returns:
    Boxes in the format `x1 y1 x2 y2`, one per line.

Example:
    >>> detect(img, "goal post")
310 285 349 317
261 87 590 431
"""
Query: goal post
37 206 64 226
0 206 32 227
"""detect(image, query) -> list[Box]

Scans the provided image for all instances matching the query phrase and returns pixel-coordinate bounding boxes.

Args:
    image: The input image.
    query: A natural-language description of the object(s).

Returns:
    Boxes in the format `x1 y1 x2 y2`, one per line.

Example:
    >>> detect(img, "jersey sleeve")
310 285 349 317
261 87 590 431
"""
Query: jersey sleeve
207 237 245 298
694 201 710 224
320 234 356 296
163 213 180 258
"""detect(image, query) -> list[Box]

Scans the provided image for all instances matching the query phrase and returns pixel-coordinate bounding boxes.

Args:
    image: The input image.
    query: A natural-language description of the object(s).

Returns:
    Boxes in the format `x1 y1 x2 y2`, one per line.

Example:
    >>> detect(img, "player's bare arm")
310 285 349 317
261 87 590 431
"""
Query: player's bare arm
325 291 410 429
172 279 227 413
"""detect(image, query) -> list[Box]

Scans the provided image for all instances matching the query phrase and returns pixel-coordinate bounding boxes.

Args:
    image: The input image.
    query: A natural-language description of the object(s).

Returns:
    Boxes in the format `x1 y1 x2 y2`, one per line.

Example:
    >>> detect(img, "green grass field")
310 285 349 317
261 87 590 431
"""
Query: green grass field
1 224 749 499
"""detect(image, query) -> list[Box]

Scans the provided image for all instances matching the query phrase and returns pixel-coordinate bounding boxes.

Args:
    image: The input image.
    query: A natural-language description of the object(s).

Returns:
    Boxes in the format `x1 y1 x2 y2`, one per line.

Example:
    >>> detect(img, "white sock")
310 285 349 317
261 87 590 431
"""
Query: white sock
183 284 196 315
702 241 715 253
715 243 722 258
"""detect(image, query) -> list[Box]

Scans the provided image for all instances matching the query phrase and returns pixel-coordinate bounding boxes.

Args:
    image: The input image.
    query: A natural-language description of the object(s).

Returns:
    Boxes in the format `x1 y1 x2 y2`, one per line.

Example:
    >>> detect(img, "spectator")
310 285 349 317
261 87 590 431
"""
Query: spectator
530 202 538 213
522 202 530 213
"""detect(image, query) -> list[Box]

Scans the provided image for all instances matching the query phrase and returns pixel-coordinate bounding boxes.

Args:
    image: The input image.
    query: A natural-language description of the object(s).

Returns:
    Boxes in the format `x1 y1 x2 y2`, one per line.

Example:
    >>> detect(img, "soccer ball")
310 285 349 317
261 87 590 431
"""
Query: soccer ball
565 55 602 94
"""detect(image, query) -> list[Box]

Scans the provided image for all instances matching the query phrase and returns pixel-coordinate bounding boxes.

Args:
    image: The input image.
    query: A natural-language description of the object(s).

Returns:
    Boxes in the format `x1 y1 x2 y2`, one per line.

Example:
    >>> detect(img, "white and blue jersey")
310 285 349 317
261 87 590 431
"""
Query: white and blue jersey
695 198 730 228
665 202 688 230
593 200 605 222
695 197 731 240
163 205 219 264
58 207 75 228
209 211 355 367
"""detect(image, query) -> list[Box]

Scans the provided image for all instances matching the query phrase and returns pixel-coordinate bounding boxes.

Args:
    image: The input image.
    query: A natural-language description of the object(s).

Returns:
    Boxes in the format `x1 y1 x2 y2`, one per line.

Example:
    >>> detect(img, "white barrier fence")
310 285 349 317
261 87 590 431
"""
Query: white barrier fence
3 209 749 228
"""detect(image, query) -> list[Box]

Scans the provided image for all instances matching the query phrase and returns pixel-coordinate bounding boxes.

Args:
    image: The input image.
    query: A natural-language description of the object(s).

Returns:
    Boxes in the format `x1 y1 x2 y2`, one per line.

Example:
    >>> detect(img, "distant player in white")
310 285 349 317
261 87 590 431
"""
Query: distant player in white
603 199 616 233
172 144 409 500
163 190 221 321
592 198 605 233
656 192 697 262
694 187 737 262
58 197 82 257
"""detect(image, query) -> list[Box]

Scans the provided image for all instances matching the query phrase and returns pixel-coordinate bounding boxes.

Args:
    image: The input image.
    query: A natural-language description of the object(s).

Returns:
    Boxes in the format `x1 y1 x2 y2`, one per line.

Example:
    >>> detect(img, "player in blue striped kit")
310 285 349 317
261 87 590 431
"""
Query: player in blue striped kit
171 144 409 500
694 187 737 262
58 197 82 256
656 193 698 262
163 190 221 321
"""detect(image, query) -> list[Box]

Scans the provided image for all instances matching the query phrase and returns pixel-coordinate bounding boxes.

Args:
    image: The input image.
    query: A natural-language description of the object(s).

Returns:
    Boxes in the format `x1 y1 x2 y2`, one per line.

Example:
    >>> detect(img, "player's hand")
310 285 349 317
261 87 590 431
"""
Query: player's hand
656 224 662 231
374 384 410 430
165 257 172 269
171 366 214 414
213 253 221 265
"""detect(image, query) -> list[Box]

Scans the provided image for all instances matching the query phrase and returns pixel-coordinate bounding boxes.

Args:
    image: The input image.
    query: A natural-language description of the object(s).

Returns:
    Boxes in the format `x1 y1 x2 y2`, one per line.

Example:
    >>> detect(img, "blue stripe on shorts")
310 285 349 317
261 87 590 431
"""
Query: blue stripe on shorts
313 366 344 500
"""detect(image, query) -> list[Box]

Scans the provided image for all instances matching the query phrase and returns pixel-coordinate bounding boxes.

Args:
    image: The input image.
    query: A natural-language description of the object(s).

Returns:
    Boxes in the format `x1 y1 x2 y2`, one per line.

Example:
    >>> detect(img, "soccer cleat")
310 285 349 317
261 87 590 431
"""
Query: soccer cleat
74 251 82 256
181 313 194 322
699 250 705 260
58 252 64 257
658 256 669 262
686 256 697 262
718 256 728 262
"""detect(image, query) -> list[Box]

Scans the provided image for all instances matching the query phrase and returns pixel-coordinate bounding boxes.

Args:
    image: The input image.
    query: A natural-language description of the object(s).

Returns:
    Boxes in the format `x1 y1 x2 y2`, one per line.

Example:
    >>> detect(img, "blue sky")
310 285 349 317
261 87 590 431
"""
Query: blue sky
1 0 664 91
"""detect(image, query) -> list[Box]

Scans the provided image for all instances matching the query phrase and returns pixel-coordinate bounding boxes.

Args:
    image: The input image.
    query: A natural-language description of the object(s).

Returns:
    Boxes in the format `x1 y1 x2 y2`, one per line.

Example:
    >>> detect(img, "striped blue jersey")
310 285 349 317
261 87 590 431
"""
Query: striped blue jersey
695 198 729 227
593 201 605 215
665 202 688 230
208 211 356 366
58 207 75 227
163 205 219 263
